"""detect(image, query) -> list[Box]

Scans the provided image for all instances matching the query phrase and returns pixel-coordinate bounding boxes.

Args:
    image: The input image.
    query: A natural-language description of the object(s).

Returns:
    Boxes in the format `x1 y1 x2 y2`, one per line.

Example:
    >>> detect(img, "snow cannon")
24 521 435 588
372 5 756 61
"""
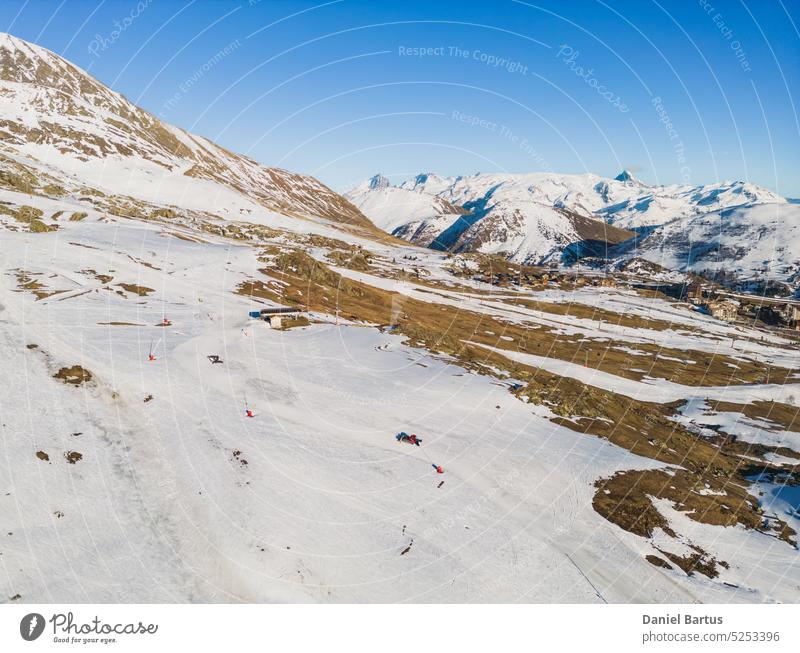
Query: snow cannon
248 311 261 319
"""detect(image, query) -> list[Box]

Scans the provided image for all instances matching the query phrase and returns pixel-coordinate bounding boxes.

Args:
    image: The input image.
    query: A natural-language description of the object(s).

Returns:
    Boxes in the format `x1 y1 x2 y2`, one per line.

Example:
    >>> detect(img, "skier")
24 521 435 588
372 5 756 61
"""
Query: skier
148 337 159 361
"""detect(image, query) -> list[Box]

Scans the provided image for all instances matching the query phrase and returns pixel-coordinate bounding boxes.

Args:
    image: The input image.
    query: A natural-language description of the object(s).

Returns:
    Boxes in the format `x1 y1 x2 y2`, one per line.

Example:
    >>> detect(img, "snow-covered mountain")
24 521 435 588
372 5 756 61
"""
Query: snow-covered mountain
346 171 638 264
346 174 466 240
346 169 791 286
621 202 800 294
0 32 372 231
596 175 786 229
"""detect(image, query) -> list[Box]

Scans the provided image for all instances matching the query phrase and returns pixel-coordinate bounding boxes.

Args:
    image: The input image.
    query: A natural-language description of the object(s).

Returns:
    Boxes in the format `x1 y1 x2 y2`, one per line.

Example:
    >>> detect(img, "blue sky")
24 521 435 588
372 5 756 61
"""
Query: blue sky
3 0 799 195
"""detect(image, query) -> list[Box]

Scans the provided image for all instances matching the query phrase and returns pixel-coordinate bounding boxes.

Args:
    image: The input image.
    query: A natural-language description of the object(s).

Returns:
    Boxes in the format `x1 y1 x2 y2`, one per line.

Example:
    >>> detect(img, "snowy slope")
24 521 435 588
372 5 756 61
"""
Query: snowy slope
2 208 798 603
0 210 666 603
624 202 800 292
345 174 465 236
596 179 785 229
0 32 372 230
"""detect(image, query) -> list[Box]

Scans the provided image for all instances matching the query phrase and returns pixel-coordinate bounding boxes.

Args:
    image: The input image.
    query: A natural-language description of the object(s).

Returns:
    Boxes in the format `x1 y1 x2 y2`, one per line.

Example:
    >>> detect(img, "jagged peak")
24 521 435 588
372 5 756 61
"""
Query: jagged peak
403 172 452 193
614 169 637 183
368 174 390 190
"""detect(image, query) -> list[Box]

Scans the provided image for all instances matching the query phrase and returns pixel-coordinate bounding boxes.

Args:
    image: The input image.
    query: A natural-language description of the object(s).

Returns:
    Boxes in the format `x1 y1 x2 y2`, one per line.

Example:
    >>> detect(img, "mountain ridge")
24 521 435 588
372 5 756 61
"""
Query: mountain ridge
0 31 376 233
346 169 796 293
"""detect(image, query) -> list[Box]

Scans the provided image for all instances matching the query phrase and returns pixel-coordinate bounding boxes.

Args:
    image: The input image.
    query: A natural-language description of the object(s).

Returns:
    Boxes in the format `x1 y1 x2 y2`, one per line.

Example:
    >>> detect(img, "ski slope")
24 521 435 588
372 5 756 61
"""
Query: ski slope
1 213 798 603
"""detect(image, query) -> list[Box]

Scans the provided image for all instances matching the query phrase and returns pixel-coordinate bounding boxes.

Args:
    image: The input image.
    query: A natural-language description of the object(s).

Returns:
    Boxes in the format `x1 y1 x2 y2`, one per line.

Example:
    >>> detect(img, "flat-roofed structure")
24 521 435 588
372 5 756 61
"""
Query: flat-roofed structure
258 306 303 328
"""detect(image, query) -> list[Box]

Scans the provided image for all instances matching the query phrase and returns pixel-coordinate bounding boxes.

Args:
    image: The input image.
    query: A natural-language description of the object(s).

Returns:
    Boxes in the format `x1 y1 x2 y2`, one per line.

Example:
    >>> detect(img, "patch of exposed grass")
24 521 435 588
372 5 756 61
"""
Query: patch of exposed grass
53 365 92 385
27 218 58 233
593 467 768 535
42 183 66 197
64 451 83 464
709 400 799 434
150 208 178 219
0 168 35 194
645 554 672 569
326 248 374 271
97 322 145 326
658 547 726 579
13 270 65 299
117 283 154 296
510 296 678 331
2 205 58 233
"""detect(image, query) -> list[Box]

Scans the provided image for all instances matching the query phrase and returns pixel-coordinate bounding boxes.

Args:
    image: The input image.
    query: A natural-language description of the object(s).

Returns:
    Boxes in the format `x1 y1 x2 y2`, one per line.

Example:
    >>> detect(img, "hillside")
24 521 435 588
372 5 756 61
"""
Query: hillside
618 202 800 295
0 32 375 234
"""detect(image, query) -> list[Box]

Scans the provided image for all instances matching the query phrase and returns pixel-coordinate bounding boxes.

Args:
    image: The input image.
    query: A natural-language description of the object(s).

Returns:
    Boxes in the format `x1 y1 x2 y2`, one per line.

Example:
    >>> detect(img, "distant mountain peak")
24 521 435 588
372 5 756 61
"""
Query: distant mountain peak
368 174 390 190
408 172 437 190
614 169 637 183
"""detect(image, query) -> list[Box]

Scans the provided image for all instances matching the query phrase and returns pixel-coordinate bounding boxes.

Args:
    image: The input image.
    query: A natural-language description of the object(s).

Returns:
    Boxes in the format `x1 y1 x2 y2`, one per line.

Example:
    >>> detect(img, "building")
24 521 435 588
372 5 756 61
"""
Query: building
257 306 304 329
707 300 739 322
717 293 800 330
631 281 691 300
779 304 800 329
686 282 704 302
